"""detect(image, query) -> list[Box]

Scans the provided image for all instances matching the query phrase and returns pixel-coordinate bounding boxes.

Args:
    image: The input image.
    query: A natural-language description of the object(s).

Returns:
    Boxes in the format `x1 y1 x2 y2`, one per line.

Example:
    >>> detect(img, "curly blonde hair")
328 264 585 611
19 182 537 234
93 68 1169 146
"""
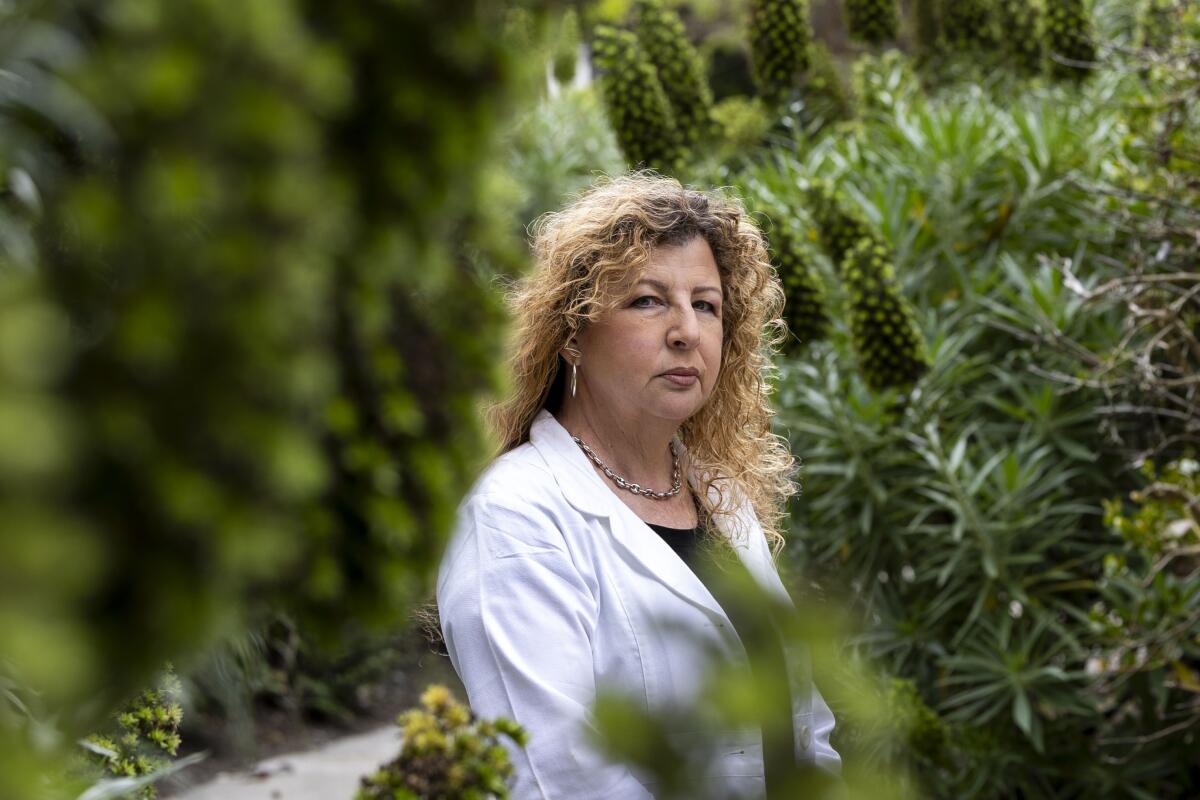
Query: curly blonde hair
486 170 797 557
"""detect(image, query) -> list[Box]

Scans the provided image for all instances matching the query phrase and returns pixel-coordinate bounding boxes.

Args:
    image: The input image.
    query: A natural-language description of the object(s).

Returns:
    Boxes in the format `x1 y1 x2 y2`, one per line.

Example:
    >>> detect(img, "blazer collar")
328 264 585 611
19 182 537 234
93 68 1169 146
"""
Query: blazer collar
528 408 777 626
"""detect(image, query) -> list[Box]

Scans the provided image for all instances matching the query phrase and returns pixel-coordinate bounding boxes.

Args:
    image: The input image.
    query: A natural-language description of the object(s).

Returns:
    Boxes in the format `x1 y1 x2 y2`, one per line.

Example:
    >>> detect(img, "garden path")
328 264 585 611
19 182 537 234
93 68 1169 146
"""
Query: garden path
170 723 401 800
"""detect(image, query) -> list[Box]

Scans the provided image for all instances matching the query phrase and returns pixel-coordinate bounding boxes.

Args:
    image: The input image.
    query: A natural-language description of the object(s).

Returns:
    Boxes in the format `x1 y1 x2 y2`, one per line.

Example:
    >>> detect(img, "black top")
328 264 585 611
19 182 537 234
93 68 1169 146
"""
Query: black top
645 519 798 795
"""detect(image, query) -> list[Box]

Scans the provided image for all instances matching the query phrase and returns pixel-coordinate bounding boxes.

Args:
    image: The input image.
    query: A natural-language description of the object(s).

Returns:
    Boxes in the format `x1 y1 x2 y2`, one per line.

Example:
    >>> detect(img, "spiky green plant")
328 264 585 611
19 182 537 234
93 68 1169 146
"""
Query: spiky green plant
942 0 1000 51
841 237 930 392
800 41 857 127
851 49 920 115
996 0 1047 75
845 0 900 45
748 0 813 107
84 667 183 800
592 25 688 173
1044 0 1097 80
356 684 527 800
632 0 716 146
803 179 888 268
768 218 831 353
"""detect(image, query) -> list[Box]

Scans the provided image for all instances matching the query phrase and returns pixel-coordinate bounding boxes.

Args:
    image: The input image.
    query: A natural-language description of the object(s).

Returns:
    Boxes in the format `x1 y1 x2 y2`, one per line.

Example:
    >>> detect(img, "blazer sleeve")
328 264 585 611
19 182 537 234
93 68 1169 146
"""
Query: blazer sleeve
436 491 656 800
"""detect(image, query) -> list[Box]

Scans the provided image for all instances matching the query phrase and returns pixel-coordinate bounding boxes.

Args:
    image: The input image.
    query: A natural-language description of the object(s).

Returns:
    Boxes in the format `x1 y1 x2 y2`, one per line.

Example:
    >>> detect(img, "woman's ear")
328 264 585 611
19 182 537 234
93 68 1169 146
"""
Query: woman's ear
561 336 582 363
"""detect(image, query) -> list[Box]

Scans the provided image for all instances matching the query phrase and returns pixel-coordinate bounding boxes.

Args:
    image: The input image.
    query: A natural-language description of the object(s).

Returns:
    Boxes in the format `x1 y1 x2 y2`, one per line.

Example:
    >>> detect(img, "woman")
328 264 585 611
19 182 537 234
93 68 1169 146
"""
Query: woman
436 171 840 798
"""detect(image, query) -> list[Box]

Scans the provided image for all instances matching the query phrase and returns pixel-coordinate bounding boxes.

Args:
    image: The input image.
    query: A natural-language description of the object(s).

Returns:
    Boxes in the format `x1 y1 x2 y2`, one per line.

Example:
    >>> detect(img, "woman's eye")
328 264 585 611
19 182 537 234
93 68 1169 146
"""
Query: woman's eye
632 295 662 308
695 300 718 313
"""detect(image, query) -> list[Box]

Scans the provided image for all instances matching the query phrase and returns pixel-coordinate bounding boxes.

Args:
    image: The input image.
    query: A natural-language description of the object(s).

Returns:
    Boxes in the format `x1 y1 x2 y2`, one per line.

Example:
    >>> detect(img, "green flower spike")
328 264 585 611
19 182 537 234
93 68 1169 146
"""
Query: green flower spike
593 24 689 174
842 237 931 392
632 0 717 147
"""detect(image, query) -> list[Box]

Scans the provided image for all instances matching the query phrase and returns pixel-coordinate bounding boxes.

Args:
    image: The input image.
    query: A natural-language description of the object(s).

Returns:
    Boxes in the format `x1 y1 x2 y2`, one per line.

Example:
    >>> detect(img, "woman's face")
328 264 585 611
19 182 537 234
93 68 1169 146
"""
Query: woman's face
573 236 724 425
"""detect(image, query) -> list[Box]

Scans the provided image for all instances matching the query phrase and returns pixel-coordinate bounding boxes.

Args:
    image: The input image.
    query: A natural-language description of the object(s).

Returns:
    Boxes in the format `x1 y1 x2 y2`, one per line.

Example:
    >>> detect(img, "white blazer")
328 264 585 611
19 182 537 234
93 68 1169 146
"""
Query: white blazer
437 408 840 799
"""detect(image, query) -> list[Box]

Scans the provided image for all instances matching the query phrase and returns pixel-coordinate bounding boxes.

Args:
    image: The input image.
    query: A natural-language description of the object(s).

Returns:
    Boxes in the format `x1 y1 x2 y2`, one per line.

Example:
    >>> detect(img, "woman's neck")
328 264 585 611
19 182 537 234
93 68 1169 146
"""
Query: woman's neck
554 397 679 490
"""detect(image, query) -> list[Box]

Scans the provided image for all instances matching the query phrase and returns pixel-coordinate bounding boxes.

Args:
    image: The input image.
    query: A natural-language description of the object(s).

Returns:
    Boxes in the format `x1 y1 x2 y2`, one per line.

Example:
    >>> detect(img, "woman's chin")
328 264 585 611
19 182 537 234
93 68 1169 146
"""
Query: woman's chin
650 395 707 423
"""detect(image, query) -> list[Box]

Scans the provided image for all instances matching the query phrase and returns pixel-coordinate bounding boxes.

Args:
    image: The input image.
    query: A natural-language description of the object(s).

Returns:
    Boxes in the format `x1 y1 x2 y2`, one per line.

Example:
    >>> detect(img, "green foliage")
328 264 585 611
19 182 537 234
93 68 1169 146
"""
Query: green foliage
592 24 689 173
764 214 832 354
942 0 1000 52
1092 455 1200 792
850 50 920 116
802 178 889 269
180 613 434 748
552 9 580 84
356 684 527 800
589 559 915 799
1045 0 1098 80
748 0 813 108
632 0 717 146
711 95 773 150
841 237 930 392
844 0 899 45
0 0 547 795
83 666 183 800
800 42 857 130
996 0 1048 75
503 86 625 230
913 0 942 61
1134 0 1182 51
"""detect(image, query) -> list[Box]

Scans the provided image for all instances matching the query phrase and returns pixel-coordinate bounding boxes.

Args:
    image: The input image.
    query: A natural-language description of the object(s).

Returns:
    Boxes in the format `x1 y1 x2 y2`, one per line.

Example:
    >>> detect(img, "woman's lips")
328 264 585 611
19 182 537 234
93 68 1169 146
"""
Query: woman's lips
662 373 698 386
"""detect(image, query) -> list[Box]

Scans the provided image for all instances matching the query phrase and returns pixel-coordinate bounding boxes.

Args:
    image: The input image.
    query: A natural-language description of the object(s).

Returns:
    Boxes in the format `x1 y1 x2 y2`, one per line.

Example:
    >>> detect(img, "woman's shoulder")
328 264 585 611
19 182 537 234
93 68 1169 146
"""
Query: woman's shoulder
468 441 556 499
454 441 573 530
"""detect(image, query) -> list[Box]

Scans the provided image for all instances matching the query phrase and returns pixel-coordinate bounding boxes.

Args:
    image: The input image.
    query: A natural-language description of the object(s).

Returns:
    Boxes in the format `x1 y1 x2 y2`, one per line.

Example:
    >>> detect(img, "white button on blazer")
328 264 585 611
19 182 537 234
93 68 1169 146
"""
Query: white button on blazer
437 408 841 798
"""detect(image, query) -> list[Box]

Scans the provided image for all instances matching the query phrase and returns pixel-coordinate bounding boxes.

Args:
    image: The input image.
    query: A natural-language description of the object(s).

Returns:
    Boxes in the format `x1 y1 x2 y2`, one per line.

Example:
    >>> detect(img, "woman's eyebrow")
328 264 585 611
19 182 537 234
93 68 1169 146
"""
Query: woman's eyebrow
634 278 721 295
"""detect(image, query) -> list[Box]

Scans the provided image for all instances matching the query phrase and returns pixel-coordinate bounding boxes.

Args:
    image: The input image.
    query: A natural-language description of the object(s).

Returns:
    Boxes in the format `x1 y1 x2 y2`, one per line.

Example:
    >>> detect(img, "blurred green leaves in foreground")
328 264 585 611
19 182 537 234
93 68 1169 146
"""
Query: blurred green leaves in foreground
589 554 916 800
0 0 561 795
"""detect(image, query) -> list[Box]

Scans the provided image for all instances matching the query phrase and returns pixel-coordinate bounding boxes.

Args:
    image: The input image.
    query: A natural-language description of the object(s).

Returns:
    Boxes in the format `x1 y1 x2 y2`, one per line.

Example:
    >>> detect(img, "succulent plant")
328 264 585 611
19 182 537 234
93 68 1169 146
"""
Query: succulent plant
770 220 832 354
942 0 1000 51
801 41 857 126
842 237 930 392
748 0 813 108
845 0 900 45
632 0 716 146
593 24 689 174
1044 0 1097 80
356 684 528 800
803 179 888 268
996 0 1048 75
84 667 183 800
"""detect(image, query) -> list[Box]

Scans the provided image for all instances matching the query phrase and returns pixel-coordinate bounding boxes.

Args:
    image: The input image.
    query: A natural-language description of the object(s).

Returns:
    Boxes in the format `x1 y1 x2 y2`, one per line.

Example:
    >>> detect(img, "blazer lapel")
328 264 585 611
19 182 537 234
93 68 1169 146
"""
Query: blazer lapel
528 409 760 625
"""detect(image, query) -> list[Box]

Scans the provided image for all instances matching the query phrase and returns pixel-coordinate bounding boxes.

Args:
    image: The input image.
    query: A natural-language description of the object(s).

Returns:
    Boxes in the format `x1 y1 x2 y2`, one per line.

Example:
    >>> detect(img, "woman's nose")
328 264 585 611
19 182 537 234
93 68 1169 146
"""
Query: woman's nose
669 306 701 348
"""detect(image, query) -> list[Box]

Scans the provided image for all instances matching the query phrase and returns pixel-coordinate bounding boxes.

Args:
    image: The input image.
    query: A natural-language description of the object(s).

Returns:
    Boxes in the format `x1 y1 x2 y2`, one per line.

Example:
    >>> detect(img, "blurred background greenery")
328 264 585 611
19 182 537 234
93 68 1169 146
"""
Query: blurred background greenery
1 0 1197 797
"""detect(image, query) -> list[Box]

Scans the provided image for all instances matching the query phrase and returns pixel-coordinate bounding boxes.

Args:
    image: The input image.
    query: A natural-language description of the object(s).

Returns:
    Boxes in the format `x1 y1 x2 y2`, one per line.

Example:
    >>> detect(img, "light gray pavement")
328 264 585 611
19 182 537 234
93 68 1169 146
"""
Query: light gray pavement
171 723 403 800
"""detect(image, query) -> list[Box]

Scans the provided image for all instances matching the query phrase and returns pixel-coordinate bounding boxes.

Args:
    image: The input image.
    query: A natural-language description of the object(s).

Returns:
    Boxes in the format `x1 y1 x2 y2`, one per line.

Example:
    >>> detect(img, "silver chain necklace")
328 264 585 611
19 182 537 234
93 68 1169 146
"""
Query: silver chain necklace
572 435 682 500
